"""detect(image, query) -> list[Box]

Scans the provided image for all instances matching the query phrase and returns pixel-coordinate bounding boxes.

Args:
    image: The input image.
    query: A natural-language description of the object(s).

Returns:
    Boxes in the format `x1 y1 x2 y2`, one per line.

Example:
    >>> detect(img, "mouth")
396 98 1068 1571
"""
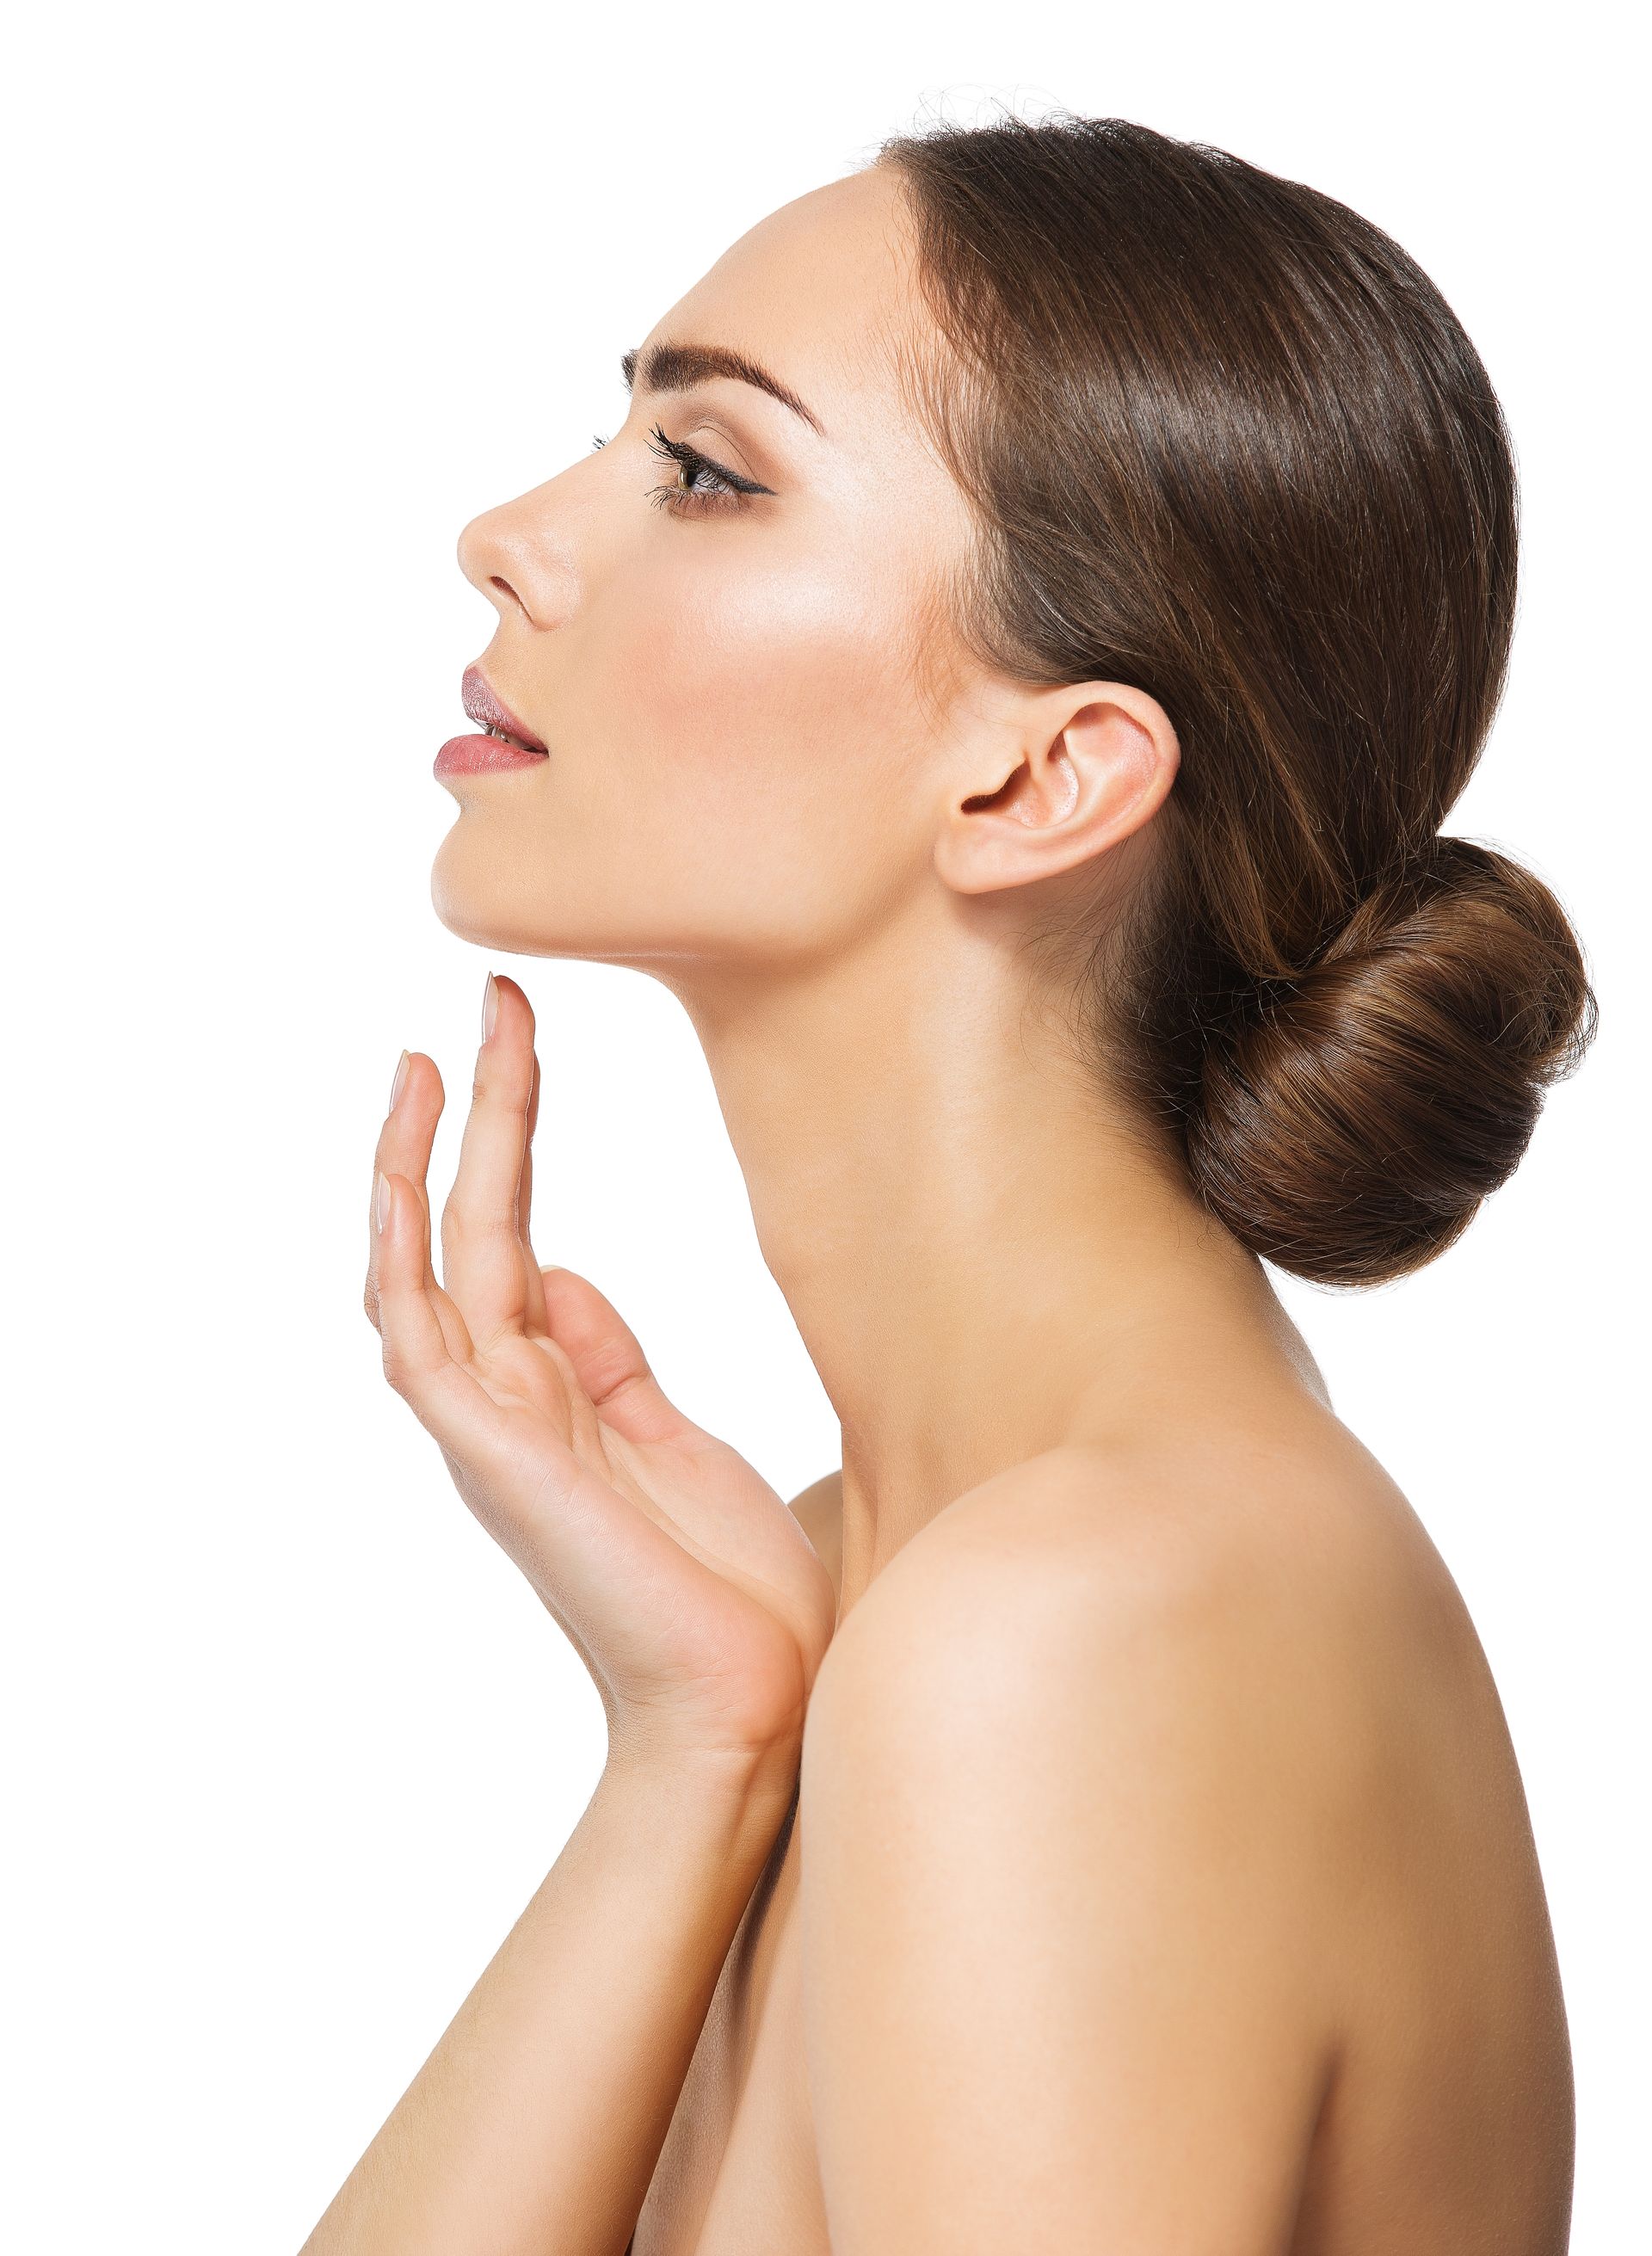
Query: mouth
435 662 552 783
460 658 551 753
459 663 549 754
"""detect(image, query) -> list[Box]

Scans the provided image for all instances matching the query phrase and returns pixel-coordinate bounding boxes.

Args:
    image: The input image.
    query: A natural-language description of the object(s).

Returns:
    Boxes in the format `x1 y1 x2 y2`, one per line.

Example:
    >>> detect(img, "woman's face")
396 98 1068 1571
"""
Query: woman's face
433 163 986 978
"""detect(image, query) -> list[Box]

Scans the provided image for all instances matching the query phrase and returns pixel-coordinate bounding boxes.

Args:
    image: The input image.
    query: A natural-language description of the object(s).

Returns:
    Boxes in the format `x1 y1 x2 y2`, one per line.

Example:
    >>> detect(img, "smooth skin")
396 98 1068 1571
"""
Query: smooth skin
305 161 1574 2253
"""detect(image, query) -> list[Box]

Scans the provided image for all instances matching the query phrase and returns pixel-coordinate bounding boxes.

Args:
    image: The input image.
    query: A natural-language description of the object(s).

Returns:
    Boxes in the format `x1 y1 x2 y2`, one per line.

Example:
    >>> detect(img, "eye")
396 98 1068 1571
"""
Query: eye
644 422 774 518
589 422 773 518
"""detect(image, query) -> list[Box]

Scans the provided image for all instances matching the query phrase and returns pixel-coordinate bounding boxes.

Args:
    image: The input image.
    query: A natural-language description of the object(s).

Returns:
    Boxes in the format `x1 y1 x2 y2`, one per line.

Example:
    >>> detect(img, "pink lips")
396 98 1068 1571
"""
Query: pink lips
435 663 551 778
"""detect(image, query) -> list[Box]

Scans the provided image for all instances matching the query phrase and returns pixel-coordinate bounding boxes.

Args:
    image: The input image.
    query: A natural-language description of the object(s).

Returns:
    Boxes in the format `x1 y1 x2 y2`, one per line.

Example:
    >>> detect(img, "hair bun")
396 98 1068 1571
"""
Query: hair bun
1187 838 1599 1287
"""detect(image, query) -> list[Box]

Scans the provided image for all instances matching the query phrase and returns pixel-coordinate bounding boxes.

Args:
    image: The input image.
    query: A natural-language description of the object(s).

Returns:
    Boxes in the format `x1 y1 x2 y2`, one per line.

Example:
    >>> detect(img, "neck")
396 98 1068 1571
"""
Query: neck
664 903 1328 1618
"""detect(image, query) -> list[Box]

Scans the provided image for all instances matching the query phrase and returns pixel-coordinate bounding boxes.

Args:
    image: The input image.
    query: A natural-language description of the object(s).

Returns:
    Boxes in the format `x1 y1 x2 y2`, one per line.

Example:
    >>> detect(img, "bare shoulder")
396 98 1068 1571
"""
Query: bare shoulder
797 1415 1384 2245
787 1468 843 1601
817 1402 1478 1754
787 1466 843 1549
804 1402 1421 1920
804 1398 1523 2050
798 1411 1569 2247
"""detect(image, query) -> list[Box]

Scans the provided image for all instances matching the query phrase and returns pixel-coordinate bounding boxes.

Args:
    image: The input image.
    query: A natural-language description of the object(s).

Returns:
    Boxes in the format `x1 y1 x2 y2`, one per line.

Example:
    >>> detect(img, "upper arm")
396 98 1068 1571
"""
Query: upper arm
798 1499 1339 2256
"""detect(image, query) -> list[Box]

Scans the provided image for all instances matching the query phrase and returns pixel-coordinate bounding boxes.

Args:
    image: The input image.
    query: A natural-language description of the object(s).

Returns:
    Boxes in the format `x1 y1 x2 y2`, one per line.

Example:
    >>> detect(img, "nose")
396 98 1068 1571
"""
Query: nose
455 480 579 630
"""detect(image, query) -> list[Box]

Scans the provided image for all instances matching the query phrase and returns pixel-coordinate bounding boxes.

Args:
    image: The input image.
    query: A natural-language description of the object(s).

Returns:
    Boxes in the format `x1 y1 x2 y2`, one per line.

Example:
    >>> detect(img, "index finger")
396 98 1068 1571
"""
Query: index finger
438 971 539 1347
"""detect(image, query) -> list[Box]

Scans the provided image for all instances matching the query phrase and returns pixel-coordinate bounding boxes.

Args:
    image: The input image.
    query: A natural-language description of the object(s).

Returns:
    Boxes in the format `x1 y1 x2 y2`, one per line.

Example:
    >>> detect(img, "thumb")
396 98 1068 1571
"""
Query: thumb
537 1266 695 1445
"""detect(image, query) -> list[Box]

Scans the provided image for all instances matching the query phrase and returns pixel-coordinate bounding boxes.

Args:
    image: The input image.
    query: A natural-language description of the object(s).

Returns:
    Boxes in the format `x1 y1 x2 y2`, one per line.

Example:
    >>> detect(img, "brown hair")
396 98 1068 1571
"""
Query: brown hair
872 109 1597 1289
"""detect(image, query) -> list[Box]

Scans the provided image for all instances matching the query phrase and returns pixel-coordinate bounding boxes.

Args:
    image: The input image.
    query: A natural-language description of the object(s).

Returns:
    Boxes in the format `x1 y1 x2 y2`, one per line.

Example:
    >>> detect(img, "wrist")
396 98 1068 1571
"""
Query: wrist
597 1733 801 1836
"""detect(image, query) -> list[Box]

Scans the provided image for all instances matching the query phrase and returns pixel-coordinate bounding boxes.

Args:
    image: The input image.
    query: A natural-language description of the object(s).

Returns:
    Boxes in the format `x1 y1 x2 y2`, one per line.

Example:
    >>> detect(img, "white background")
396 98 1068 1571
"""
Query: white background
3 3 1644 2247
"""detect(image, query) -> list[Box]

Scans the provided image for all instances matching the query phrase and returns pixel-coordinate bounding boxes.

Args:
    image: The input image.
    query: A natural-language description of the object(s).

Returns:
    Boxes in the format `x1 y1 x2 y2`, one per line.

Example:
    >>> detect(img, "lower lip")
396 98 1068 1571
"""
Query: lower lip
435 733 551 778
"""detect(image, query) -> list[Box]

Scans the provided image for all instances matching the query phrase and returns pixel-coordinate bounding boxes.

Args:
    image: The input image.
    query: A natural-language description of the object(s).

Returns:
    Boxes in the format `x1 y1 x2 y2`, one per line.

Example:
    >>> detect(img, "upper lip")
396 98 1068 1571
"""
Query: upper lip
460 663 548 753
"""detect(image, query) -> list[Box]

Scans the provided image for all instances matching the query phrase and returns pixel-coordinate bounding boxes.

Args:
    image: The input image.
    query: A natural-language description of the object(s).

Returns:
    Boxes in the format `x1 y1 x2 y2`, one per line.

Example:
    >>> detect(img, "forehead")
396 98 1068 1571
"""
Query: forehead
646 166 929 446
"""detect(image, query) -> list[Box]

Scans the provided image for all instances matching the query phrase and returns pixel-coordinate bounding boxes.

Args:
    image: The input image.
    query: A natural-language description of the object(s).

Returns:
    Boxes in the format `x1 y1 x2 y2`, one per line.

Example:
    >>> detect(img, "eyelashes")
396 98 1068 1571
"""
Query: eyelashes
589 422 772 518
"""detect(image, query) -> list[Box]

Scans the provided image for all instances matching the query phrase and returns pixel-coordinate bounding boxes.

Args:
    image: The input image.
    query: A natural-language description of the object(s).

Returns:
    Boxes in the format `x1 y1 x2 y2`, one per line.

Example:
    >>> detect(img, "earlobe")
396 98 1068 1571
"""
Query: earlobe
936 684 1179 899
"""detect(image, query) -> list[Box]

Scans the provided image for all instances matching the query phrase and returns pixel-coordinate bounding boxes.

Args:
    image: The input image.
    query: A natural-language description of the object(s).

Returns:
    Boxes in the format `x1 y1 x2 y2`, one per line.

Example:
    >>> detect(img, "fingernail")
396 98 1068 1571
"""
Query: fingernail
374 1171 391 1232
389 1049 410 1112
482 971 498 1044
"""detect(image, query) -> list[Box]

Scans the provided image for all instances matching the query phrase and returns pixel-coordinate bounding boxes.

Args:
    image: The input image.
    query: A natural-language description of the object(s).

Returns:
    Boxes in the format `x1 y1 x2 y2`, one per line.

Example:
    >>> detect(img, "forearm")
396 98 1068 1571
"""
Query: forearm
300 1747 798 2256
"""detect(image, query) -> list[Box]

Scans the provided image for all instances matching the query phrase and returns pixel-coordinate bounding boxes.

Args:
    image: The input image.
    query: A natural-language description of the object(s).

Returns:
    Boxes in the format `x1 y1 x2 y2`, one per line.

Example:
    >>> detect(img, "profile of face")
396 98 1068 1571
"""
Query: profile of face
434 163 1176 994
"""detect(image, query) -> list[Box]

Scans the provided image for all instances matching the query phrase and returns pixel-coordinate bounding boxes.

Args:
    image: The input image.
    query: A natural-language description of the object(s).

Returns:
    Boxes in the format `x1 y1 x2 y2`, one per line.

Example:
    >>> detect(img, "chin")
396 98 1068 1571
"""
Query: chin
427 835 629 962
427 822 787 971
428 835 532 952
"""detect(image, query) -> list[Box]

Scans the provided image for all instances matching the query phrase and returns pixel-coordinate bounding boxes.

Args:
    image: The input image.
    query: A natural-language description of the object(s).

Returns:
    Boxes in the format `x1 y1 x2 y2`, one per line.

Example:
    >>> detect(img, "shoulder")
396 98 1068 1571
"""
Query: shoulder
798 1412 1470 1990
809 1418 1409 1755
788 1469 843 1605
803 1427 1369 1883
795 1427 1446 2241
799 1407 1479 1939
787 1466 842 1554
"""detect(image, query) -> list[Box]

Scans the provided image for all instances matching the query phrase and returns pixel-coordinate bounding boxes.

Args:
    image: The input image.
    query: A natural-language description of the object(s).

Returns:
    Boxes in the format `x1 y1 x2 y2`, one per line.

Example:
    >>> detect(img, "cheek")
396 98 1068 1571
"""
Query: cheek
599 535 921 830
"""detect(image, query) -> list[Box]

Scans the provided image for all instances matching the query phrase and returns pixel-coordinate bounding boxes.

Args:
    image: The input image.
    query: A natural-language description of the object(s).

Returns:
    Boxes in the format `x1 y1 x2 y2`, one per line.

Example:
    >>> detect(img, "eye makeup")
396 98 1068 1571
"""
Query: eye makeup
590 423 777 518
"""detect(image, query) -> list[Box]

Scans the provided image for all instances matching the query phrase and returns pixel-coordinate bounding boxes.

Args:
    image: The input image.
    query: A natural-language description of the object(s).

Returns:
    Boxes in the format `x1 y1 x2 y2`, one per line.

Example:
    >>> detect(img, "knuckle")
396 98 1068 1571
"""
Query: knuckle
379 1341 414 1398
472 1057 530 1110
442 1199 512 1247
362 1280 382 1331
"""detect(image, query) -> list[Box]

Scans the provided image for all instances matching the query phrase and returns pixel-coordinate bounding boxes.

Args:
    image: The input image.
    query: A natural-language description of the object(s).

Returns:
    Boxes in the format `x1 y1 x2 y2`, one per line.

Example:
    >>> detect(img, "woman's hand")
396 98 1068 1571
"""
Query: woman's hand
362 971 836 1785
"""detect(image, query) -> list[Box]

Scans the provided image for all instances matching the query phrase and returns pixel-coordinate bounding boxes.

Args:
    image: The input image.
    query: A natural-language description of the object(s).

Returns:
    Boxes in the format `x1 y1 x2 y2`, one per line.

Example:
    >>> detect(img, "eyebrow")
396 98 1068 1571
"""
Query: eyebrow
620 340 827 438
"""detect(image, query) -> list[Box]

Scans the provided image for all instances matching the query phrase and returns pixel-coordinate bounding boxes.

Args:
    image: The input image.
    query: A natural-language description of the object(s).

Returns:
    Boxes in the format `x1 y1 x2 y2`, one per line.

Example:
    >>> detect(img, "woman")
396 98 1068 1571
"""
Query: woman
311 113 1592 2254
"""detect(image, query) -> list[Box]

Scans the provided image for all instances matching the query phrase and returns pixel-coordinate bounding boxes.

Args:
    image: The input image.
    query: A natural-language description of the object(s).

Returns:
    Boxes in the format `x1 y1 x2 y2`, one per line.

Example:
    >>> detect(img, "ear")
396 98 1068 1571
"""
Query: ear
934 682 1179 897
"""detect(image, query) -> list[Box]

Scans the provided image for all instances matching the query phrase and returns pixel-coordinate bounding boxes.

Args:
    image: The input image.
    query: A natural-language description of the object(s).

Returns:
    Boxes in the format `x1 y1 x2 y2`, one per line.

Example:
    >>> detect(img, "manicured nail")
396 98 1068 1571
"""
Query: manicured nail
482 971 499 1044
389 1050 410 1112
374 1171 391 1232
